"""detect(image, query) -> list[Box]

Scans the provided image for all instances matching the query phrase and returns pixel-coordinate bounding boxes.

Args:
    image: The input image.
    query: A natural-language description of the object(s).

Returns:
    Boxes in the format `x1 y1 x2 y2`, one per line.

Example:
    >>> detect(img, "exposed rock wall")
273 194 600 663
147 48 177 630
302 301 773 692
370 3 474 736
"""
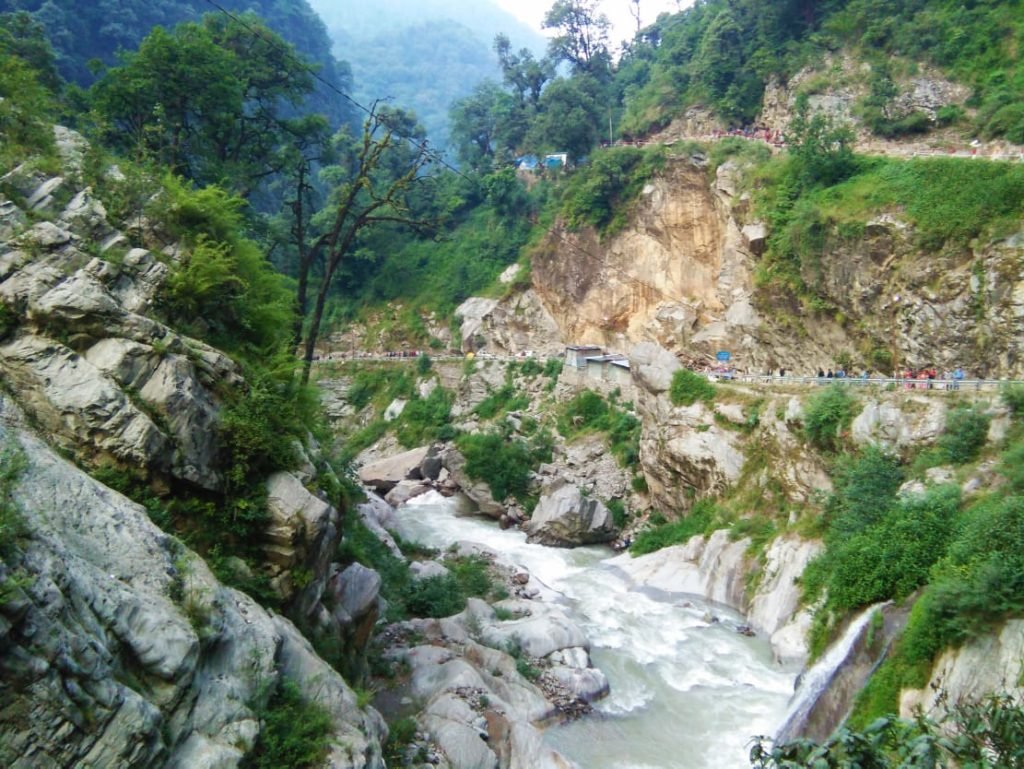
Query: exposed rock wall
0 395 385 769
900 619 1024 720
610 531 823 661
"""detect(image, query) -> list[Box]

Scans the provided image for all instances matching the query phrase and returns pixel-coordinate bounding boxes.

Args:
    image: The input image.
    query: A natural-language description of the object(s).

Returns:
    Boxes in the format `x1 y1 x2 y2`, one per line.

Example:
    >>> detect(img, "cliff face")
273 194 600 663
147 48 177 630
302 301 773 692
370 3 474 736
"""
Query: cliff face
0 130 386 766
529 160 756 356
475 147 1024 376
0 395 386 768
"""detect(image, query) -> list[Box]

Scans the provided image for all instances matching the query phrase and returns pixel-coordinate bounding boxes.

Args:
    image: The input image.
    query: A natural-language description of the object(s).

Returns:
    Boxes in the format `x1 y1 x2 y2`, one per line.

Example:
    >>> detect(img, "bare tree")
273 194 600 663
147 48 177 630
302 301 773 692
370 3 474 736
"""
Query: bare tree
295 104 433 382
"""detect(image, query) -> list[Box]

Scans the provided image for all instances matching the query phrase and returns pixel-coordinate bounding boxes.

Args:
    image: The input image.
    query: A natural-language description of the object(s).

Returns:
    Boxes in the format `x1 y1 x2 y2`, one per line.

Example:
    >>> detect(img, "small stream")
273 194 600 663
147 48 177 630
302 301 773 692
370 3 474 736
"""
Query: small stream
392 492 799 769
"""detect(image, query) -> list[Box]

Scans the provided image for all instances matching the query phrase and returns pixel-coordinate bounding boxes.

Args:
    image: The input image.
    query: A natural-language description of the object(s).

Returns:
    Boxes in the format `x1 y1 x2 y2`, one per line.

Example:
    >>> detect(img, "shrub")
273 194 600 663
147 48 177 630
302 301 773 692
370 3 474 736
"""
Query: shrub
631 499 717 556
557 390 609 435
396 387 453 448
806 485 959 621
456 432 534 503
474 383 528 420
803 385 856 452
669 369 716 407
1002 384 1024 420
0 441 26 556
824 446 903 540
243 679 331 769
607 498 627 529
938 405 990 465
383 717 419 765
157 178 294 355
0 304 17 340
405 574 465 618
416 353 432 375
560 145 667 235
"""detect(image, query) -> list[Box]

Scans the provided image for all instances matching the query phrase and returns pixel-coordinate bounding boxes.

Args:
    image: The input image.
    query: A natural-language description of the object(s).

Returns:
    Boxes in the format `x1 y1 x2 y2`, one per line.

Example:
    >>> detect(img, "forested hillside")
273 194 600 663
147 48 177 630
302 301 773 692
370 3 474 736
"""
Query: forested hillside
0 0 353 126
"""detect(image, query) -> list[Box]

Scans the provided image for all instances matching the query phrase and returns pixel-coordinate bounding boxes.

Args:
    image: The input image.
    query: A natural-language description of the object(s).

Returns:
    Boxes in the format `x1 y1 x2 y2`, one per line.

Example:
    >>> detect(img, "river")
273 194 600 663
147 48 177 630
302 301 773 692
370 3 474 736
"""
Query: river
391 492 799 769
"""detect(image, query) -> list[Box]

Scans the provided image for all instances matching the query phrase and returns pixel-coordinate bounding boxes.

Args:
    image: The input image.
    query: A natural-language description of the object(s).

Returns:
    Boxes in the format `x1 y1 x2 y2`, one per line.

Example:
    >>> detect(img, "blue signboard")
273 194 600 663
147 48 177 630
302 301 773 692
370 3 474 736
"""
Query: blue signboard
716 350 731 362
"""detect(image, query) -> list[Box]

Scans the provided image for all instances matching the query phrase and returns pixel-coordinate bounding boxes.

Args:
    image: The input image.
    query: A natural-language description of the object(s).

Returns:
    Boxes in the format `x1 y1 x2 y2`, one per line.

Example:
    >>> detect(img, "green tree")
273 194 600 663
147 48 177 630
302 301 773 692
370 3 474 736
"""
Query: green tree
494 33 553 107
0 11 61 91
90 14 314 194
526 75 604 161
543 0 611 77
298 105 434 382
786 94 857 187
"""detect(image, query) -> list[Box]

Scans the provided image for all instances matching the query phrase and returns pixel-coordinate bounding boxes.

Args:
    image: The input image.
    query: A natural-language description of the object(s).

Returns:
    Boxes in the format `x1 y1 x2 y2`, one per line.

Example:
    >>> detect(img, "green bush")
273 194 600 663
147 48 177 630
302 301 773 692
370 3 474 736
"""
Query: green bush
938 405 990 465
0 304 17 341
560 146 667 235
242 679 331 769
158 178 295 355
415 353 432 375
824 446 903 540
405 574 465 618
456 432 534 503
1002 384 1024 420
669 369 716 407
607 498 627 529
802 385 856 452
805 485 960 657
396 387 453 448
383 717 420 765
631 499 717 556
0 441 26 556
474 383 528 420
0 52 56 175
557 390 609 435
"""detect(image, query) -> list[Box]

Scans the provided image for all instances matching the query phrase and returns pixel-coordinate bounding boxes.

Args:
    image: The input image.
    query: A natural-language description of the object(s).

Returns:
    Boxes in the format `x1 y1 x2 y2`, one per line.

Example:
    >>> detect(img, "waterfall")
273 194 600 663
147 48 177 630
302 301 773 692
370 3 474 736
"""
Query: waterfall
772 603 887 744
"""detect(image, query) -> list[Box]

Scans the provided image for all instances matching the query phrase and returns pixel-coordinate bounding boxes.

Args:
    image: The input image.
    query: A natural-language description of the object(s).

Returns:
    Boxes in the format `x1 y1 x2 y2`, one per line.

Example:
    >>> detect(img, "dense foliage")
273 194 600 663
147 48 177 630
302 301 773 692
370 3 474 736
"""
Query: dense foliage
242 679 332 769
802 386 857 452
557 390 641 469
751 693 1024 769
338 518 497 622
630 500 717 556
618 0 1024 142
669 368 716 407
1 0 352 126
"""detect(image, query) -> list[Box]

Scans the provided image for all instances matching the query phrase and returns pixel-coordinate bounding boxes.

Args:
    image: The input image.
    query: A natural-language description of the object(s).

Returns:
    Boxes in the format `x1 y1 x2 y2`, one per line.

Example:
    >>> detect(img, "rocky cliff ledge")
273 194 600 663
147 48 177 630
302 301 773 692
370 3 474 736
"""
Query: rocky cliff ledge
0 394 385 768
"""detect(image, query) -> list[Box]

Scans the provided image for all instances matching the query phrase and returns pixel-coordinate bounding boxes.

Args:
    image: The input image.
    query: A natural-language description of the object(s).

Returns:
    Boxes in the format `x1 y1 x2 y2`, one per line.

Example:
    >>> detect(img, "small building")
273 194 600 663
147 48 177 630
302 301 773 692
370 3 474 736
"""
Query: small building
565 345 603 369
544 152 569 169
515 155 540 171
609 358 632 388
584 354 629 384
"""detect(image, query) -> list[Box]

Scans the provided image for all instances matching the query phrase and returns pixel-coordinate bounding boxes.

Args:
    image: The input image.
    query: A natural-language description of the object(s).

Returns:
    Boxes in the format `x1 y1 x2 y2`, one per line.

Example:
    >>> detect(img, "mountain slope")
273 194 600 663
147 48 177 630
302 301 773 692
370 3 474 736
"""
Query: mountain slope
1 0 354 126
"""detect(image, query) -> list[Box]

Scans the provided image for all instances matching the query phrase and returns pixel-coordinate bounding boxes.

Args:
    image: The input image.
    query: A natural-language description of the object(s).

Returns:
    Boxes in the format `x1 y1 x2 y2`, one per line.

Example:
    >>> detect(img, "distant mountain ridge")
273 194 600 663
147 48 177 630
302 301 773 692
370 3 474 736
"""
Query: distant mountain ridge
306 0 546 147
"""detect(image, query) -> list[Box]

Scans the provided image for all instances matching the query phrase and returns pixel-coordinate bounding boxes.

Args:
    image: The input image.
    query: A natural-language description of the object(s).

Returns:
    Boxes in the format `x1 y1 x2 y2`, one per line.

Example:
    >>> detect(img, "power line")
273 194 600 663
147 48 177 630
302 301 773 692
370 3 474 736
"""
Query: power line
198 0 476 184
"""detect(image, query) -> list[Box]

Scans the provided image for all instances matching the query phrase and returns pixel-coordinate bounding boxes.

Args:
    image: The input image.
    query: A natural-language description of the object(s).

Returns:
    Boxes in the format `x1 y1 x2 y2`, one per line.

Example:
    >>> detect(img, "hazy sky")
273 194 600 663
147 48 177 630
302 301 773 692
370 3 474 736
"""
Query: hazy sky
493 0 690 45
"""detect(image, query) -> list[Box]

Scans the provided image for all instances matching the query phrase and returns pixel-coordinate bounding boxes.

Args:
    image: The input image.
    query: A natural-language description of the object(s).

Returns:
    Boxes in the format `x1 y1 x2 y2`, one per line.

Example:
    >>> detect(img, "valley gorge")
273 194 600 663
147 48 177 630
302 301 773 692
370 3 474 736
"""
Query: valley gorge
2 0 1024 766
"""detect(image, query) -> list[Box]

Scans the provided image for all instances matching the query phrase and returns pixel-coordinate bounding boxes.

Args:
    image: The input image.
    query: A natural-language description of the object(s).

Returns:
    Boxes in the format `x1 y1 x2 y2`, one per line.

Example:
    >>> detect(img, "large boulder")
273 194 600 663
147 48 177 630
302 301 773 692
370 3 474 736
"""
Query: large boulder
629 342 681 395
524 481 616 547
358 445 431 492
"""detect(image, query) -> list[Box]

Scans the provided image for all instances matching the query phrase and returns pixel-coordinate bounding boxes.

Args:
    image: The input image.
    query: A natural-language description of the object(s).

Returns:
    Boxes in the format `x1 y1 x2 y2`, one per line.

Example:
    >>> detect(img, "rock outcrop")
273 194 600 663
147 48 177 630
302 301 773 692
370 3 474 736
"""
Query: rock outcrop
0 394 385 768
611 530 823 661
524 481 616 547
900 619 1024 720
0 151 243 492
389 594 607 769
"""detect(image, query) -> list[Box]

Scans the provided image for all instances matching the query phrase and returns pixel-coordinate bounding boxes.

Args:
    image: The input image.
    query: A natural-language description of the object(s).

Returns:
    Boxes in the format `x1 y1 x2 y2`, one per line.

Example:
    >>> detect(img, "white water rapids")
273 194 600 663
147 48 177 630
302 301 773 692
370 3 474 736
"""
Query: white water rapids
392 492 800 769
